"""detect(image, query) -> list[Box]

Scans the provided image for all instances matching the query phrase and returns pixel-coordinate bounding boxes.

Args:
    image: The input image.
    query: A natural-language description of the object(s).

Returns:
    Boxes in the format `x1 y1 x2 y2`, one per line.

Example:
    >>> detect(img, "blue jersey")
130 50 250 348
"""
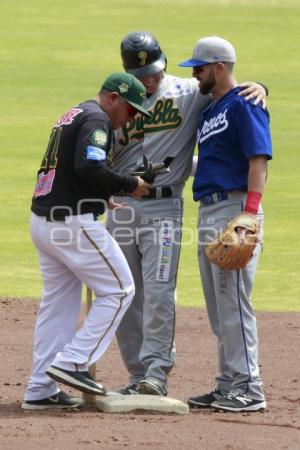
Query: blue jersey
193 87 272 201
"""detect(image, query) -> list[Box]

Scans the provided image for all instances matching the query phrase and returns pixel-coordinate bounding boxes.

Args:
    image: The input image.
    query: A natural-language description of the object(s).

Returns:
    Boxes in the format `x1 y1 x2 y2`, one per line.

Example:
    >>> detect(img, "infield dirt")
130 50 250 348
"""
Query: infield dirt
0 298 299 449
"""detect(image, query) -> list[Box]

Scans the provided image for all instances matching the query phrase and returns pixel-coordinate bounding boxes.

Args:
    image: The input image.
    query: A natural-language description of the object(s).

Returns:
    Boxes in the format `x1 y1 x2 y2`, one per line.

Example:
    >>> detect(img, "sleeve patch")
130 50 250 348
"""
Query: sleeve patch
91 129 108 147
33 169 55 197
86 146 106 161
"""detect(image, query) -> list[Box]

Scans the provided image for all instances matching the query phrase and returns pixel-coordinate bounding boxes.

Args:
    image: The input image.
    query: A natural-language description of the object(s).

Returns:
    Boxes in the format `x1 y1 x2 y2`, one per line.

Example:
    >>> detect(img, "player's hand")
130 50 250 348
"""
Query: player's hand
238 82 267 108
128 154 170 183
130 177 151 199
237 211 257 244
107 197 128 210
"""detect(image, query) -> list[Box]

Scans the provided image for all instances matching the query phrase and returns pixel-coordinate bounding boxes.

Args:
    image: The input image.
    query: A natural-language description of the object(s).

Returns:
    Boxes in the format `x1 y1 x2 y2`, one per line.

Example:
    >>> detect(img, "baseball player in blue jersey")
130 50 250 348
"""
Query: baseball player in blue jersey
179 36 272 412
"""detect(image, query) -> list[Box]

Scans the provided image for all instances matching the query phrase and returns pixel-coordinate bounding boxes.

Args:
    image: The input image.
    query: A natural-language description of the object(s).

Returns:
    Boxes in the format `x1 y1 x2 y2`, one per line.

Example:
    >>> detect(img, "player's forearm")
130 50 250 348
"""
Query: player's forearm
76 165 138 195
247 156 268 194
244 156 268 214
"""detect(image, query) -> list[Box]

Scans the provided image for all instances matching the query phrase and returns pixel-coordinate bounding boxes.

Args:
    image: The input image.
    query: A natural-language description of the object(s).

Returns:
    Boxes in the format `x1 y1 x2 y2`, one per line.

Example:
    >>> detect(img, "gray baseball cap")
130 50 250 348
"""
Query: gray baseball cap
179 36 236 67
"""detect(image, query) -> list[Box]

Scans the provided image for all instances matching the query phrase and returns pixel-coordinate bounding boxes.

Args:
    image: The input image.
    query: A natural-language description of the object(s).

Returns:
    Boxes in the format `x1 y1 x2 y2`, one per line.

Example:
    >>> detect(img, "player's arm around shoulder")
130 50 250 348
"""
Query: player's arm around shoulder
238 81 268 108
234 92 272 158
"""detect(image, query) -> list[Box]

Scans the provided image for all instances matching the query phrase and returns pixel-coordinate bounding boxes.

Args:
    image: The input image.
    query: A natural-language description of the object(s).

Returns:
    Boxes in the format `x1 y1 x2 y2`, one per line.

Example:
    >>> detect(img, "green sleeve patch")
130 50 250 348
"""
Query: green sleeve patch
91 129 108 147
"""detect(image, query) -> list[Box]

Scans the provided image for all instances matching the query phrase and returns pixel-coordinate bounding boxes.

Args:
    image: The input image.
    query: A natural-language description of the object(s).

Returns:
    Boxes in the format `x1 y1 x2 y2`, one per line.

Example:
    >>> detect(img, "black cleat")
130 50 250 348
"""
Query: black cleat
46 366 106 396
188 389 224 409
22 390 84 410
211 390 267 412
107 384 139 396
137 377 167 396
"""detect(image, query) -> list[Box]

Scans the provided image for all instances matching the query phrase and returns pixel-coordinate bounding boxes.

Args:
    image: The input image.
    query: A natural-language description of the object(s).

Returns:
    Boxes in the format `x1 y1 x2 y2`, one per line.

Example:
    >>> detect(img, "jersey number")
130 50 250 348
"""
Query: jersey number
41 127 62 169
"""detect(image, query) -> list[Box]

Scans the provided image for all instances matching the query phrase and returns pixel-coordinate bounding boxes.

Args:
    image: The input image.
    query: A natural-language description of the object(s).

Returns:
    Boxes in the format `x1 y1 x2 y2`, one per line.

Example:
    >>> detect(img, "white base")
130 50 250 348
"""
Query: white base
96 394 189 415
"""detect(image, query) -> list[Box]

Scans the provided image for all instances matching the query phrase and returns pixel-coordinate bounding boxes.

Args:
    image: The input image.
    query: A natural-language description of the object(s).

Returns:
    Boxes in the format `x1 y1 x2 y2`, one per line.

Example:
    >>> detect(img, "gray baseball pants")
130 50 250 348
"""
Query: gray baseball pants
198 192 265 400
107 195 183 385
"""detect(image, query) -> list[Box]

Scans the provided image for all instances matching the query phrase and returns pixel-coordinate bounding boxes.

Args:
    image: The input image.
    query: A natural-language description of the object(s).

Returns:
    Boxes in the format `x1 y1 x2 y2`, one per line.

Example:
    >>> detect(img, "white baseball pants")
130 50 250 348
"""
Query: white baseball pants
24 213 134 401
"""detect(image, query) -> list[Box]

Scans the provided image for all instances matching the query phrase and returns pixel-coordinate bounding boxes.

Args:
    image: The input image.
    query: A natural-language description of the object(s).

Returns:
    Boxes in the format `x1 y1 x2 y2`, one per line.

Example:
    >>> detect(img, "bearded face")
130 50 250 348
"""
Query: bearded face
199 67 216 95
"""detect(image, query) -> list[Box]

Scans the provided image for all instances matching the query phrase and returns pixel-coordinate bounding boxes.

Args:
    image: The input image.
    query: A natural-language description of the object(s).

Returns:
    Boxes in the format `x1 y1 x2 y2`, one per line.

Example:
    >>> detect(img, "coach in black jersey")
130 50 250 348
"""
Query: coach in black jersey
32 72 151 220
22 73 152 410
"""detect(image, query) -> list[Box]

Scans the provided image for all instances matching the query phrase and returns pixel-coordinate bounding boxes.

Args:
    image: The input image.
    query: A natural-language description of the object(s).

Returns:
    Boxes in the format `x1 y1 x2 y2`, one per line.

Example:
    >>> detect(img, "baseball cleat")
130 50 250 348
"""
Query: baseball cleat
46 366 106 396
107 383 140 396
137 377 167 396
211 390 267 412
188 389 224 409
21 391 84 410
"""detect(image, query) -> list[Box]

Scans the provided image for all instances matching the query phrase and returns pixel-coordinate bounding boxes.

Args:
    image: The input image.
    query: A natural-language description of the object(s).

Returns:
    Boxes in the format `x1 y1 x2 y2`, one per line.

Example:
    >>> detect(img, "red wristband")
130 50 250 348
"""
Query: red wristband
244 191 262 214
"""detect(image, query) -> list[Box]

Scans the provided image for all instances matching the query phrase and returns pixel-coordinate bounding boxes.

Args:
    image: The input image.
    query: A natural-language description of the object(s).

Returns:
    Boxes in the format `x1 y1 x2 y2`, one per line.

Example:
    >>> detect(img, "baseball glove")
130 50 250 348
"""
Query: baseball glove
128 154 170 183
205 213 259 270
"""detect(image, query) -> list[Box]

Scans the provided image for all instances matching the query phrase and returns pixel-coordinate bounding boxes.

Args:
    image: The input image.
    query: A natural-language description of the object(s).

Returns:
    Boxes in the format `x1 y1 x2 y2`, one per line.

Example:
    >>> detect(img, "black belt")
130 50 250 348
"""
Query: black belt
46 212 98 222
142 186 173 200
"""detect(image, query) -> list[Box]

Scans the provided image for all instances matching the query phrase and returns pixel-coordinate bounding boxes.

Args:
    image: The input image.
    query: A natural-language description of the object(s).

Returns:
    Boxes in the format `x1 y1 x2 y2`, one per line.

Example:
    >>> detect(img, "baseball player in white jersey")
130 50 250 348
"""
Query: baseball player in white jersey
107 32 267 396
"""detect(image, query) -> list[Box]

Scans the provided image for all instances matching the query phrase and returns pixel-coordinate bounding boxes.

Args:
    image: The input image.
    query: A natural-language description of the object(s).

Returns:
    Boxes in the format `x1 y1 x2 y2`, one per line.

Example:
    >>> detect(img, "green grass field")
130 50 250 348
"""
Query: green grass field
1 0 299 310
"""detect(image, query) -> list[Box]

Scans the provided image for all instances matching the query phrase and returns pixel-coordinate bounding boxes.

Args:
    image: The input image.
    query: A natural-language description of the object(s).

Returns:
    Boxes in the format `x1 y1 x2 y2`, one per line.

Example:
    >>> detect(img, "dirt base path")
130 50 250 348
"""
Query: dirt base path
0 298 299 449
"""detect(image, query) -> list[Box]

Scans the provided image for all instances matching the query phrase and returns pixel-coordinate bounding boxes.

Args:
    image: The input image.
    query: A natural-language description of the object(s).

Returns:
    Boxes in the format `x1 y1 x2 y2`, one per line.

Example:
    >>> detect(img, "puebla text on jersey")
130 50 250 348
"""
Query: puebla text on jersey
193 87 273 201
32 100 138 218
112 75 211 187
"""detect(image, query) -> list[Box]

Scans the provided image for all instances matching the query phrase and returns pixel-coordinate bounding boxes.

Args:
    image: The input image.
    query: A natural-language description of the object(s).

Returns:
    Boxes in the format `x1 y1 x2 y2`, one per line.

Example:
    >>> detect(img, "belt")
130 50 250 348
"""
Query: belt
200 191 245 206
46 212 98 222
142 186 173 200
